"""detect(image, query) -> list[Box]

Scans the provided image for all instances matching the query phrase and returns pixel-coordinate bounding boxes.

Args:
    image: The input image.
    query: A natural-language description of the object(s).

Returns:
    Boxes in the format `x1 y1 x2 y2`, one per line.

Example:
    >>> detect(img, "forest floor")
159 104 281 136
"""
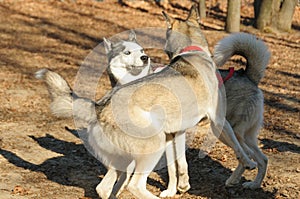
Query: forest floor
0 0 299 199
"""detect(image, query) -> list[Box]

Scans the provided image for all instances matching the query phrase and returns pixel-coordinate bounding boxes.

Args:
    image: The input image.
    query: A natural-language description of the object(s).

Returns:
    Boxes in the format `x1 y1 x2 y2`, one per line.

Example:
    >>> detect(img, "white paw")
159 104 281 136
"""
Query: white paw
160 189 177 198
96 187 110 199
242 181 260 189
177 174 190 193
177 183 190 193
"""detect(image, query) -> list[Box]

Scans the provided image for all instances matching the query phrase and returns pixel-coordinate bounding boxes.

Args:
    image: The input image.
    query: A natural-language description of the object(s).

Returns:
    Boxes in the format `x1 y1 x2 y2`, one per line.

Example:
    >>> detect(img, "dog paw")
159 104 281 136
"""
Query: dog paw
242 181 260 190
244 160 257 170
225 177 240 187
96 188 111 199
160 189 177 198
177 173 190 193
177 183 190 193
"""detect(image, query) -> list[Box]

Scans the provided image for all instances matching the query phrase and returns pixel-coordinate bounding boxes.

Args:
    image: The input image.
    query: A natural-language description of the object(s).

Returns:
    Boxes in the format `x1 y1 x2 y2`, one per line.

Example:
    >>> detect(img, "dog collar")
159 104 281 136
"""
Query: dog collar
216 67 235 87
180 46 203 53
170 46 204 61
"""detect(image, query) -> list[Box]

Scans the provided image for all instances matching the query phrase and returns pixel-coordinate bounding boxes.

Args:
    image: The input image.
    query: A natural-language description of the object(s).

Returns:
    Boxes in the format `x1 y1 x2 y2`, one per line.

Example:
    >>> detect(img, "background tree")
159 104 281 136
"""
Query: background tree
254 0 298 32
226 0 241 32
198 0 206 19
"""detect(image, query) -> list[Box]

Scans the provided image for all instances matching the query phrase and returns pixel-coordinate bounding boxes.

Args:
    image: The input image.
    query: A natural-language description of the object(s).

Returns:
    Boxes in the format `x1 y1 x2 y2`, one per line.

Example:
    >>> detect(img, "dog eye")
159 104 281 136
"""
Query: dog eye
124 51 131 55
140 50 144 53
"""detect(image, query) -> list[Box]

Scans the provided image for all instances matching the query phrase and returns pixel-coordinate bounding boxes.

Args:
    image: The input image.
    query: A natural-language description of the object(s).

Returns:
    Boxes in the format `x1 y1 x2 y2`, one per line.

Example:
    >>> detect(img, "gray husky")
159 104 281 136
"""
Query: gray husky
36 6 227 199
213 33 270 189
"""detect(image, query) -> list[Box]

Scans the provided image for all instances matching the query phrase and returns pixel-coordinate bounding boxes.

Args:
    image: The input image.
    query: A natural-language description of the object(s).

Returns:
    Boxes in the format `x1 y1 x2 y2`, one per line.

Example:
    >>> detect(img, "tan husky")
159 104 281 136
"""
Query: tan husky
36 6 230 199
161 5 270 196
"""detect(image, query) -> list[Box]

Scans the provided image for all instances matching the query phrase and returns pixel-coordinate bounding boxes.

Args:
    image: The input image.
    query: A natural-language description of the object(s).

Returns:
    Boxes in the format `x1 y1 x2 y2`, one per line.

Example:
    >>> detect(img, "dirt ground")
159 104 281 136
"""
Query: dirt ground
0 0 299 199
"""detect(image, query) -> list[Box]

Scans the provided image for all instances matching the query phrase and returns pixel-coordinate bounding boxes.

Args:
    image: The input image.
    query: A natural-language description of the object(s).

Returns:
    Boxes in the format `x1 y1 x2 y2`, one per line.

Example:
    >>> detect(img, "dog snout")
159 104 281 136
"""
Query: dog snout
140 55 149 63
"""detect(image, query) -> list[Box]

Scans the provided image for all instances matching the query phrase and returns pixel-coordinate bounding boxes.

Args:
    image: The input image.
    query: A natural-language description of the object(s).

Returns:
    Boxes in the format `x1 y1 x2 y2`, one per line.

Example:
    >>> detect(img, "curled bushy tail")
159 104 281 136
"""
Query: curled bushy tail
213 33 270 85
36 69 73 118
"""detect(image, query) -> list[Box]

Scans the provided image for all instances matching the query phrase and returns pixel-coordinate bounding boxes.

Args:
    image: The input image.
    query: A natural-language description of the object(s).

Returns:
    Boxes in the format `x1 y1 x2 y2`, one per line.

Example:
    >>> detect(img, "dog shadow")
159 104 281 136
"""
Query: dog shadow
153 147 275 199
0 133 103 198
0 130 275 198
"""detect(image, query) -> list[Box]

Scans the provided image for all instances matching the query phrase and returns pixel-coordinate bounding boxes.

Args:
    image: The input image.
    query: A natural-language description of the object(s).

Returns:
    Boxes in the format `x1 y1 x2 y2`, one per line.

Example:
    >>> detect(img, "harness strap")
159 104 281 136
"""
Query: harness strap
223 67 235 82
216 72 224 88
217 67 235 87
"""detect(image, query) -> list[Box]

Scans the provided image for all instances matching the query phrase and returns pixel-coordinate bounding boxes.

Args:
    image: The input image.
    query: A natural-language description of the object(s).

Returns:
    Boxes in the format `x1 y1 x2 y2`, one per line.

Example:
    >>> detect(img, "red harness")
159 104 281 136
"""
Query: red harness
216 67 235 87
180 45 234 87
180 46 204 53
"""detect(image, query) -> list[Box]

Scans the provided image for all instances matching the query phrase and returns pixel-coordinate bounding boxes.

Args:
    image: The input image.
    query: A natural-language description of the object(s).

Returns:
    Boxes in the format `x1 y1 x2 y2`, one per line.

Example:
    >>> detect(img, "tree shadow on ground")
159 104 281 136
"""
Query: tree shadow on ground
261 138 300 154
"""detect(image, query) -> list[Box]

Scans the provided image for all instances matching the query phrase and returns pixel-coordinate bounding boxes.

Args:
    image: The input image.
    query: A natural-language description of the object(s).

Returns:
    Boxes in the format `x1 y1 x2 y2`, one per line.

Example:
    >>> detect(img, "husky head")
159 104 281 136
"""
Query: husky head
163 4 211 59
103 31 151 87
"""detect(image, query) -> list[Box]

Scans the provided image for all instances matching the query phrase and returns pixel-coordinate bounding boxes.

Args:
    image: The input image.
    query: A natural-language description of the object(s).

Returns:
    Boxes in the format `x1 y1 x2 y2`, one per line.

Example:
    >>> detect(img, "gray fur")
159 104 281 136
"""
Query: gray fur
214 33 270 189
103 31 151 87
105 41 126 62
214 32 270 85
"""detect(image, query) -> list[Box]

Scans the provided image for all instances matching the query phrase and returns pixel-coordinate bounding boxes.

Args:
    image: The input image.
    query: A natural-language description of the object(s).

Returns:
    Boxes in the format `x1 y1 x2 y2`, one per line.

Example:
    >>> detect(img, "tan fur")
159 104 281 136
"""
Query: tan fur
35 69 73 118
161 5 259 197
37 6 225 199
37 5 268 198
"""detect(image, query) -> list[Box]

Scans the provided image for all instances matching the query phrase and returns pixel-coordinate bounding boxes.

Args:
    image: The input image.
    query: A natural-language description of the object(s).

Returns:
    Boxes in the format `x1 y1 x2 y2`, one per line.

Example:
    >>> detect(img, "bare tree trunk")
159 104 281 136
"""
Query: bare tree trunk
226 0 241 33
255 0 297 32
255 0 273 30
198 0 206 19
278 0 298 31
254 0 263 21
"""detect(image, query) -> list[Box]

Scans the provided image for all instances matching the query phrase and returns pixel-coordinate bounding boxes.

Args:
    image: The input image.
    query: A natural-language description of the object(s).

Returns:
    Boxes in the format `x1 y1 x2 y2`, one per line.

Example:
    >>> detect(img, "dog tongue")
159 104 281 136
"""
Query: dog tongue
152 64 166 73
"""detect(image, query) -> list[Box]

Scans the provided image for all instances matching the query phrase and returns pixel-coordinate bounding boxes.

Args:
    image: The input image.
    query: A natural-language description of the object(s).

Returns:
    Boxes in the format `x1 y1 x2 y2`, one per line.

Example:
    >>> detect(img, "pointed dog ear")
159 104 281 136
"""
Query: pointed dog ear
128 30 137 42
187 4 200 24
103 37 112 53
162 11 173 29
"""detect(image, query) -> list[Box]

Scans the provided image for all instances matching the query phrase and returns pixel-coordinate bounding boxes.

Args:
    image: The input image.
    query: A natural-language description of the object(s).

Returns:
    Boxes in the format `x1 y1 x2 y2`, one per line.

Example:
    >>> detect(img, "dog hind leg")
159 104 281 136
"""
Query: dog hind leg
220 120 257 170
226 135 267 189
113 161 136 197
242 127 268 189
226 163 245 187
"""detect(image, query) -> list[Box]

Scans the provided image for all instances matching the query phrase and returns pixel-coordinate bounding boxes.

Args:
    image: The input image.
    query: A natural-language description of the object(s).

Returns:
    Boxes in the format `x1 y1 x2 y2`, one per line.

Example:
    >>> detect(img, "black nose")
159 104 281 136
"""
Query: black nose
140 55 149 62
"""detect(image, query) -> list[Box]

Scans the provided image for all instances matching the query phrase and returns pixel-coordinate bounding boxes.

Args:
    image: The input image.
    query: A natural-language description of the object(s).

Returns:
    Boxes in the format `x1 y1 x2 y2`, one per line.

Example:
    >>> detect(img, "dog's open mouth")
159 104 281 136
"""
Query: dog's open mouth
126 65 147 76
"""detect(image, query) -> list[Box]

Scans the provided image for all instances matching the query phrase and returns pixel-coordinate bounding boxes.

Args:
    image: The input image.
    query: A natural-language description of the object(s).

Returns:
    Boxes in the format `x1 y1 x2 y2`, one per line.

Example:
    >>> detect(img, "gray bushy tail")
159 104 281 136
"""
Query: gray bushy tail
213 33 270 85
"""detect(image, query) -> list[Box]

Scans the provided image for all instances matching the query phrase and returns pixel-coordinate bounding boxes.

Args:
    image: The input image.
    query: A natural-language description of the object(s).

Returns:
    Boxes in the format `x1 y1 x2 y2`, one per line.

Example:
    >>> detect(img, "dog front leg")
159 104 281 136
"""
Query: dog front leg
160 134 177 197
113 161 135 197
175 131 190 193
127 152 163 199
96 168 118 199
